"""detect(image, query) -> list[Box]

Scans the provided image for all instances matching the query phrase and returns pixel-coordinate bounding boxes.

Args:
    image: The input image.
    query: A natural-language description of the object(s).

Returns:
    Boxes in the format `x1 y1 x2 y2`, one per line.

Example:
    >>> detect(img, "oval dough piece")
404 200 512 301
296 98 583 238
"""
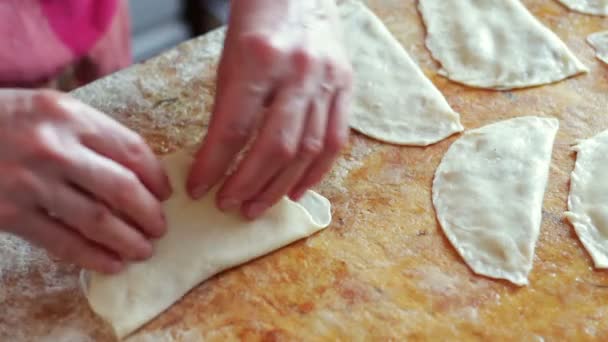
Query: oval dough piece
556 0 608 16
81 150 332 339
587 31 608 64
433 116 559 286
339 1 463 146
418 0 588 90
566 129 608 268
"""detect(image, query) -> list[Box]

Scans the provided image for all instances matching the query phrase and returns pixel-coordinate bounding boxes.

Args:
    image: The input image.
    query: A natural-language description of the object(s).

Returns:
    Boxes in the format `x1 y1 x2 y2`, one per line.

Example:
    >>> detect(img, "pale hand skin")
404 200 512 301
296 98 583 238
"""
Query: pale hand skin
187 0 353 219
0 89 170 274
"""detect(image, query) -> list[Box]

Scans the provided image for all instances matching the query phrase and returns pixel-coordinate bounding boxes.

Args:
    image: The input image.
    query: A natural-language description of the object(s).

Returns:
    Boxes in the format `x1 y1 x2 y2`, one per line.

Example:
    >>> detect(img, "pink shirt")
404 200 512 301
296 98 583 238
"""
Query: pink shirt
0 0 131 87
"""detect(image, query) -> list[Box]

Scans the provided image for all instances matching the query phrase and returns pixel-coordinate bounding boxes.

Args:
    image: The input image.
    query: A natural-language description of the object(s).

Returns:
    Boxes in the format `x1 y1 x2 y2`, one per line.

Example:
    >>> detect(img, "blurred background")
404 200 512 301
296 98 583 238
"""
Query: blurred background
129 0 229 62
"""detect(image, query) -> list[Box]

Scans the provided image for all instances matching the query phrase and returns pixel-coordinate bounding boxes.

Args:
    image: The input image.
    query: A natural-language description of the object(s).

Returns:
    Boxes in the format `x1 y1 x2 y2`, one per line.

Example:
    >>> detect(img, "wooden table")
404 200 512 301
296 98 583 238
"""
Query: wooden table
2 1 608 340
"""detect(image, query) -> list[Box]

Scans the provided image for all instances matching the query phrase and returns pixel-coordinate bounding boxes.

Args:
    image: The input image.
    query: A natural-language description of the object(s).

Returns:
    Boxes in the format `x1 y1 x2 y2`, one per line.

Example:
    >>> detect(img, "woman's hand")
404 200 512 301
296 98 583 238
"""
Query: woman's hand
188 0 353 219
0 89 171 274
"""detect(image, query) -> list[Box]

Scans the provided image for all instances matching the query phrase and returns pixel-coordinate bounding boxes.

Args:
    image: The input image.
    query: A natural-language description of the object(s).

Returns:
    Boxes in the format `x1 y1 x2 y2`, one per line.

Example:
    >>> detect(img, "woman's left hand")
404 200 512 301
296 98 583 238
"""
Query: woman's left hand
188 0 353 219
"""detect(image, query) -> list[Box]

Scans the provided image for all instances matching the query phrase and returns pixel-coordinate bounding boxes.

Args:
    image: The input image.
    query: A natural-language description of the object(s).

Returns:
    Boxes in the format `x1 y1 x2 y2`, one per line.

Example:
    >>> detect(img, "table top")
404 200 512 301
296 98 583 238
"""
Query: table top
2 1 608 340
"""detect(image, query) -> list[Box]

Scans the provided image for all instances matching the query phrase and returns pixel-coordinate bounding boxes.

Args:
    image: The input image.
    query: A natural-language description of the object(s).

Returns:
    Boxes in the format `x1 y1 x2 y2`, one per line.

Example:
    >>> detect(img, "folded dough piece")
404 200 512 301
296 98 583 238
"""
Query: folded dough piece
81 150 332 339
587 31 608 64
566 129 608 268
556 0 608 16
433 116 559 286
418 0 588 90
339 1 463 146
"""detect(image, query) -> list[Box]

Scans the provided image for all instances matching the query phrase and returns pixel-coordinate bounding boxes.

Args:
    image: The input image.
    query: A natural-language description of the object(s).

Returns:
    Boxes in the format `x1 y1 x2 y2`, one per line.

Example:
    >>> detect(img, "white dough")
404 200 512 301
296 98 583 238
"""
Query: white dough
339 1 463 146
556 0 608 16
566 129 608 268
587 31 608 64
433 116 559 286
418 0 588 90
81 150 332 339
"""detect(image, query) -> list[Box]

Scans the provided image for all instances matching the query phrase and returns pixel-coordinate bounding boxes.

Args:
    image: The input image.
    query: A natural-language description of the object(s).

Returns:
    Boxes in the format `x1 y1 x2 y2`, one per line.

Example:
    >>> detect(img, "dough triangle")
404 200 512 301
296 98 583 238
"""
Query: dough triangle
587 31 608 64
339 1 463 146
556 0 608 16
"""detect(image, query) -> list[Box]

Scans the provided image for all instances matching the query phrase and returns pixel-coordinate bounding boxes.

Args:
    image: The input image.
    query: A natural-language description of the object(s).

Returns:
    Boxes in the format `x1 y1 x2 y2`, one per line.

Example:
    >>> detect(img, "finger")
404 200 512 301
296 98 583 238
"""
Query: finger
54 96 172 200
187 32 284 199
64 146 167 238
187 80 270 199
243 93 330 219
290 89 350 200
217 84 311 213
41 183 153 261
17 212 123 274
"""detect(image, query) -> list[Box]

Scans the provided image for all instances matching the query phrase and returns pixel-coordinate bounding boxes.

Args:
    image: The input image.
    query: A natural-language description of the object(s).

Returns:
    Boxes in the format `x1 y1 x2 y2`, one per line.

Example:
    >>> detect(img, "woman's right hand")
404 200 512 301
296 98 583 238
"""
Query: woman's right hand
0 89 171 274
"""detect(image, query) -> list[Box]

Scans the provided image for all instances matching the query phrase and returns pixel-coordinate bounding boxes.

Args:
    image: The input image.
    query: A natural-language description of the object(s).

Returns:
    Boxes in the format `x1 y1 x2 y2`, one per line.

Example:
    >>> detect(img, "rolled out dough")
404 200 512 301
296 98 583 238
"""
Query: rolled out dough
566 129 608 268
587 31 608 64
556 0 608 16
432 116 559 286
81 150 332 339
418 0 588 90
340 1 463 146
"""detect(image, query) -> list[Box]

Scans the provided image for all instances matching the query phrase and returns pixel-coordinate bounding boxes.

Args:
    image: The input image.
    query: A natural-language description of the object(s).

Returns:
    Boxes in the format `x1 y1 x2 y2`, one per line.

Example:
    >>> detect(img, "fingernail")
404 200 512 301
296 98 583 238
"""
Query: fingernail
218 197 240 211
246 202 267 219
191 184 209 199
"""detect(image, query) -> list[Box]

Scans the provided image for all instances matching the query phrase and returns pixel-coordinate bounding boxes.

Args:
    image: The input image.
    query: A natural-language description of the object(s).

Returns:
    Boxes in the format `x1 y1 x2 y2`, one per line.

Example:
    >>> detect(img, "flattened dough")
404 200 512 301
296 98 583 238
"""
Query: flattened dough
81 150 332 339
433 116 559 285
556 0 608 16
418 0 588 90
587 31 608 64
566 129 608 268
339 1 463 146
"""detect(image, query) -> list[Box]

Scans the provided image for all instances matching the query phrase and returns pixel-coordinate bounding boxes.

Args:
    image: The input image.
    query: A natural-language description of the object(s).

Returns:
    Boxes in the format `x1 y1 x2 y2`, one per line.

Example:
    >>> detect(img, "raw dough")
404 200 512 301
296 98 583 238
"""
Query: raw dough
566 129 608 268
339 1 463 146
81 150 332 339
587 31 608 64
556 0 608 16
432 116 559 285
418 0 588 90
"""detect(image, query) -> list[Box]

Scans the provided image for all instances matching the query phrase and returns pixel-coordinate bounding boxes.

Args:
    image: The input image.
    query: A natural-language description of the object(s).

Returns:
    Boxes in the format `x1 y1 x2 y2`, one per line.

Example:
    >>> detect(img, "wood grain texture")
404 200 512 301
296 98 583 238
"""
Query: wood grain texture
2 1 608 340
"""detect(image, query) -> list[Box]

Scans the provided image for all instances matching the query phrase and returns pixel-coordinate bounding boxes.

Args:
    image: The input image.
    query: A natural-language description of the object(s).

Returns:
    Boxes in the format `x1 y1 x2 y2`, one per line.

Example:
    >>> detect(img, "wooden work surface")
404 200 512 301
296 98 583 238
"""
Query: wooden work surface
2 1 608 340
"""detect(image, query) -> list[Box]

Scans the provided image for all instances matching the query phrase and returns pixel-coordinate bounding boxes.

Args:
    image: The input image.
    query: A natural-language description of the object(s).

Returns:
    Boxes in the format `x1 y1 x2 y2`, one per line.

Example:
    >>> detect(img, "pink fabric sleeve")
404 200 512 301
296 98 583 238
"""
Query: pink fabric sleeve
0 0 130 88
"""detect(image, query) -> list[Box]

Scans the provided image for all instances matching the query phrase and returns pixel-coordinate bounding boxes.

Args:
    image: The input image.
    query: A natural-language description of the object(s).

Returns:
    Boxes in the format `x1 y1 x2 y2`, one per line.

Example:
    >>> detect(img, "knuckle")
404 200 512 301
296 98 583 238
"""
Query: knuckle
270 135 298 161
299 137 323 158
337 64 354 86
29 127 70 165
13 169 42 194
322 59 340 82
124 135 149 162
291 48 317 75
240 32 280 68
114 173 140 205
32 89 62 109
217 122 251 145
91 203 112 225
